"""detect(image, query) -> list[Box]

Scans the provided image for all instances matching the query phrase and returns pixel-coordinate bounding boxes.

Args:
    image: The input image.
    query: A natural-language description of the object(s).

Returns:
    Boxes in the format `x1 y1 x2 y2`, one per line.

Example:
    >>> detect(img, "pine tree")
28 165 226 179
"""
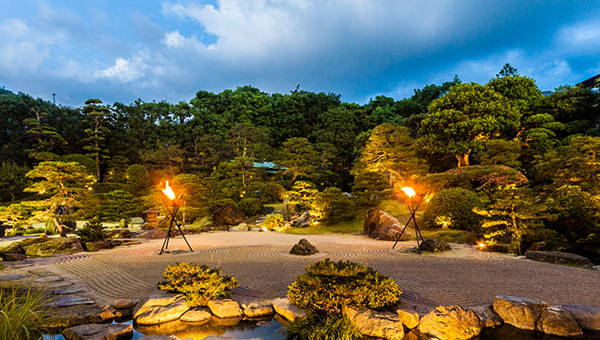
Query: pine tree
82 99 111 180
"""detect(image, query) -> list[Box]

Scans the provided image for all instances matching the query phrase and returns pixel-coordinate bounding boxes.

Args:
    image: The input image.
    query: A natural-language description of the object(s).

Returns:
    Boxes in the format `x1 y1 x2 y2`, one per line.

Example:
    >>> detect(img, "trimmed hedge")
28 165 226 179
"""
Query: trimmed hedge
424 188 482 231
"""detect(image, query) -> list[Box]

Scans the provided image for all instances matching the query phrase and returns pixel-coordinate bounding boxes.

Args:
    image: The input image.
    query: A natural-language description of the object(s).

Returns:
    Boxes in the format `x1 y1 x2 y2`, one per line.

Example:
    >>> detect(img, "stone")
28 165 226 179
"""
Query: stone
363 209 411 241
118 218 128 228
103 229 133 239
561 304 600 331
251 228 261 232
25 237 84 257
114 299 137 309
208 298 243 318
524 250 594 267
209 315 242 326
273 297 307 322
46 305 125 329
180 307 212 323
0 274 25 281
492 296 549 331
213 205 247 226
131 229 167 239
62 323 133 340
289 238 319 255
228 223 248 232
343 306 404 340
138 336 180 340
3 253 27 261
47 296 95 307
418 305 482 340
18 234 50 249
290 212 312 228
34 276 64 283
134 319 188 335
242 303 275 318
131 217 145 225
471 306 502 329
397 308 420 329
536 307 583 337
419 239 452 253
134 295 190 325
85 240 111 252
53 288 85 295
0 243 25 254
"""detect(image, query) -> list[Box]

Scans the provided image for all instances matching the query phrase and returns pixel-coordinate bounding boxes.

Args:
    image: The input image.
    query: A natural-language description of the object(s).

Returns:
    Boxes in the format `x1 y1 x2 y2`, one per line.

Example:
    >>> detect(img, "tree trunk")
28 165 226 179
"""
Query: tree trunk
53 217 67 237
455 153 470 168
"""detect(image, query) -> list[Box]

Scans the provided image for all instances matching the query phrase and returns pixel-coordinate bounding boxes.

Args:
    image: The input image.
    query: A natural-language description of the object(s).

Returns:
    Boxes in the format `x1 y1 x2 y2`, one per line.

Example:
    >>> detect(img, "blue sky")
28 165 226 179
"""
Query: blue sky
1 0 599 107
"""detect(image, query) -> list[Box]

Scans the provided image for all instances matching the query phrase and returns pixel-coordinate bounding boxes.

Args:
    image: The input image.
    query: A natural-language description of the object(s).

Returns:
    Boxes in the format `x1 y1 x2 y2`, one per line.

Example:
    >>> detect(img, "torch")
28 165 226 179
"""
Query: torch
392 186 426 253
159 181 194 255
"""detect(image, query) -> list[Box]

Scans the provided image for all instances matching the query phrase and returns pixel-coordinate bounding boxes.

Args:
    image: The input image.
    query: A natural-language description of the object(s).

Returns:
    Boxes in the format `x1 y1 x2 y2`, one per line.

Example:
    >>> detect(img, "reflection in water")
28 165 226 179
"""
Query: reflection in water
478 325 600 340
171 316 286 340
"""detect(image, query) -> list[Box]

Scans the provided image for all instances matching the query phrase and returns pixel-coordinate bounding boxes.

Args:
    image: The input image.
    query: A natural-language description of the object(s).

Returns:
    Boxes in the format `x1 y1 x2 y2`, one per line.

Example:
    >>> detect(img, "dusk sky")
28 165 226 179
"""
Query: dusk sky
1 0 599 107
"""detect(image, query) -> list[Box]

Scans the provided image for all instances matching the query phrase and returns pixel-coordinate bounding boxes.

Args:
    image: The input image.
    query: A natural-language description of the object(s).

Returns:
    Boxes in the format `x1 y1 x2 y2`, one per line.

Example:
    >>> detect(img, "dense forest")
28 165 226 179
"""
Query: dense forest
1 64 599 260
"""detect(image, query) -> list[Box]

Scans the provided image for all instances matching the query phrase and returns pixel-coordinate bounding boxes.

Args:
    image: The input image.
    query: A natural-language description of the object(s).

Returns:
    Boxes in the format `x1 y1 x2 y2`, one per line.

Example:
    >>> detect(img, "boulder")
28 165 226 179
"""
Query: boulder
273 297 307 322
0 243 24 254
561 304 600 331
492 296 549 331
418 305 482 340
25 237 84 257
419 239 452 253
114 299 137 309
131 217 145 225
397 308 420 329
3 253 27 261
85 240 111 252
131 230 167 240
228 223 248 232
290 212 312 228
536 307 583 337
289 238 319 255
17 234 50 250
471 305 502 329
118 218 128 228
213 205 247 226
180 307 212 323
524 250 594 267
363 209 411 241
62 323 133 340
133 295 190 325
208 299 243 319
104 229 133 239
46 305 126 329
343 306 404 340
242 303 275 318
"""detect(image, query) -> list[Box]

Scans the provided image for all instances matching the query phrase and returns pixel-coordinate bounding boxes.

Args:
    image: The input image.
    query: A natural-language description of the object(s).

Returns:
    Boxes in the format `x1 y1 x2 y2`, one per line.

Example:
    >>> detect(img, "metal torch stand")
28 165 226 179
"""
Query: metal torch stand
159 198 194 255
392 195 426 254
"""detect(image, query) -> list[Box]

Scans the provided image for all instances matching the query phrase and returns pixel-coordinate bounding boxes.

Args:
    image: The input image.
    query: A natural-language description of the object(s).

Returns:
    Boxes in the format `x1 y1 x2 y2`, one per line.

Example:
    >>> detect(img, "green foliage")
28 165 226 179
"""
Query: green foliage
0 161 30 203
311 188 355 222
288 259 401 315
126 164 150 197
75 218 106 244
171 173 209 223
158 263 239 308
351 171 391 206
286 312 361 340
288 181 319 212
424 188 482 230
260 182 287 203
0 284 51 340
279 137 320 181
81 99 112 180
236 197 263 217
262 214 286 230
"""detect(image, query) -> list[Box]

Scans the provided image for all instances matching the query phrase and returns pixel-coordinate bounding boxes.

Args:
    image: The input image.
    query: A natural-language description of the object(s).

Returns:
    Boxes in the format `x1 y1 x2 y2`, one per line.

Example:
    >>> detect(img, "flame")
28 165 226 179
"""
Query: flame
162 181 176 200
478 243 486 248
401 187 416 198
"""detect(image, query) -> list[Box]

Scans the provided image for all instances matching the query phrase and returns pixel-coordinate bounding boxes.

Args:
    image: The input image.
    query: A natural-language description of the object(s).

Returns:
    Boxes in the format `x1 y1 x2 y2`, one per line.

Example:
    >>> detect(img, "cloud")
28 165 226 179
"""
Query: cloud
94 55 149 83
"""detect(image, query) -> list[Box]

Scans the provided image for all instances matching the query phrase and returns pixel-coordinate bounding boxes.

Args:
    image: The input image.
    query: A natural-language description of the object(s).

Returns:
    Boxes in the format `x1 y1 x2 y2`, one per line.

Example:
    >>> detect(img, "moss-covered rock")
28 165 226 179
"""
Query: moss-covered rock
25 237 83 257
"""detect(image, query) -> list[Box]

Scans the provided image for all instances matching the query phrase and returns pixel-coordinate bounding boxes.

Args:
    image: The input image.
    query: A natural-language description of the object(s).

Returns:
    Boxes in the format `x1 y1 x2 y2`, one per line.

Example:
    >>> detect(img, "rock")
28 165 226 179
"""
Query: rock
47 296 95 307
104 229 133 239
131 229 167 239
397 308 420 329
208 299 243 319
0 274 25 281
209 315 242 326
524 250 594 267
114 299 137 309
536 307 583 337
131 217 145 224
471 306 502 329
213 205 247 226
363 209 411 241
180 307 212 323
418 305 482 340
138 336 180 340
3 253 27 261
118 218 128 228
228 223 248 232
289 238 319 255
0 243 24 254
492 296 549 331
262 206 275 215
25 237 84 257
290 212 312 228
46 305 125 329
62 323 133 340
134 319 188 335
561 304 600 331
18 234 50 249
419 239 452 253
273 297 307 322
53 288 85 295
85 240 111 252
204 336 262 340
134 295 190 325
343 306 404 340
251 227 261 232
243 303 275 318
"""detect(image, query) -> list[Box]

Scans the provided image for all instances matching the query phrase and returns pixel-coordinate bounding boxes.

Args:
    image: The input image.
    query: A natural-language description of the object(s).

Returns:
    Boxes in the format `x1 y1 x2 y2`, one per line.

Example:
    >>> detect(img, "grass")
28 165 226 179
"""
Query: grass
0 283 51 340
420 229 472 244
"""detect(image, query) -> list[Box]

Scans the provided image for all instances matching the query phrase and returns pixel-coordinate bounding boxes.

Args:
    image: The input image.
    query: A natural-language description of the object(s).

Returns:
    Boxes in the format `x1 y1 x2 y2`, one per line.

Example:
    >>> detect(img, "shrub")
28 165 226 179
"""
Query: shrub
311 188 356 222
236 198 264 217
262 214 286 231
423 188 482 231
158 263 239 307
75 218 105 244
288 181 318 212
286 312 361 340
126 164 150 197
0 284 50 339
287 259 401 315
260 183 287 203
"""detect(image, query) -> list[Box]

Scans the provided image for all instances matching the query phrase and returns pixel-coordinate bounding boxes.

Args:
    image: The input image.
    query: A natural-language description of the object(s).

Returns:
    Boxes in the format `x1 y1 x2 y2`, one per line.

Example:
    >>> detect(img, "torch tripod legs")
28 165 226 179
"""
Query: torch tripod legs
159 202 194 255
392 197 425 253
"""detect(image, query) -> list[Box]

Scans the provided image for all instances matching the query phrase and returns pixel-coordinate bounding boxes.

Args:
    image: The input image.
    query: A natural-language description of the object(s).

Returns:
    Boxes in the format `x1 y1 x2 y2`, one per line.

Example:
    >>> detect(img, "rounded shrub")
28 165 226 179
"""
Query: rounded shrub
424 188 482 231
287 259 401 315
236 197 263 217
311 187 356 222
260 183 287 203
262 214 286 231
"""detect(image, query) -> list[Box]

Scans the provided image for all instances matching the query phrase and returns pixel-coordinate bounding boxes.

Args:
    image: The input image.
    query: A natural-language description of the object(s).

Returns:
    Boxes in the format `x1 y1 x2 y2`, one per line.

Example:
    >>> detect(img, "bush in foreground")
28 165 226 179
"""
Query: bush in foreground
286 312 361 340
158 263 239 307
0 284 50 340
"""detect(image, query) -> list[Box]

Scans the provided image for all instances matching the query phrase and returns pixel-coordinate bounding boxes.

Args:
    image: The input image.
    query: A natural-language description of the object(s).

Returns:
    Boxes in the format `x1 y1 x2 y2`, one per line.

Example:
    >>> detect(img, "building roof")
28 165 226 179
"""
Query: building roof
577 74 600 88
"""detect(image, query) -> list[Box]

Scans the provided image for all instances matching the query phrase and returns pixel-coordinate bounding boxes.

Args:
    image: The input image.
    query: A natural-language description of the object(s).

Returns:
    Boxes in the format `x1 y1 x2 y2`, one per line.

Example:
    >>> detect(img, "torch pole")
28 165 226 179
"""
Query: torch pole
392 194 426 252
159 196 194 255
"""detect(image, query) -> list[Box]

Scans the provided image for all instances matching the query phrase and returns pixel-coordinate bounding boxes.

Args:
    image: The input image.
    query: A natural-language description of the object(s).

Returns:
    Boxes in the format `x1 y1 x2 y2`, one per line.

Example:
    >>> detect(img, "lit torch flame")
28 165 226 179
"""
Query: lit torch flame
162 181 176 200
401 187 416 198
